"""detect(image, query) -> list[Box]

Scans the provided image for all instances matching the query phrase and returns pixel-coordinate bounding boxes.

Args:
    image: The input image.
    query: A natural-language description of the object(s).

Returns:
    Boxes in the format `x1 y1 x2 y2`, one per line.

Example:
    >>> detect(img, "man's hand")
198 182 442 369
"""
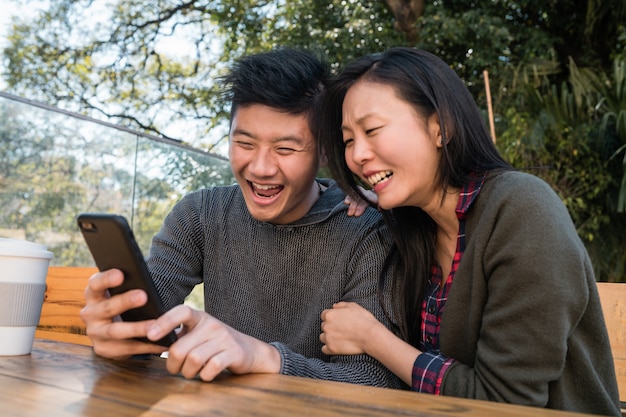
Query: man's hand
82 269 283 381
147 305 282 381
80 268 167 359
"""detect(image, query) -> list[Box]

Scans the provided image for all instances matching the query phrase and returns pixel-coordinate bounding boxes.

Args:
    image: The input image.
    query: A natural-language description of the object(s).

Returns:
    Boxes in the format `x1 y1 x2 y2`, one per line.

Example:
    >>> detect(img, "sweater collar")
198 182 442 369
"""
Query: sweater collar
273 178 348 228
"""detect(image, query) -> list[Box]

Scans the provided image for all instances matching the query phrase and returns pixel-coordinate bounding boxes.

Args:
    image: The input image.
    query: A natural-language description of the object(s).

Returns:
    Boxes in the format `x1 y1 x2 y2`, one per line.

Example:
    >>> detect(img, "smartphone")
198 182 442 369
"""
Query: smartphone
77 213 178 347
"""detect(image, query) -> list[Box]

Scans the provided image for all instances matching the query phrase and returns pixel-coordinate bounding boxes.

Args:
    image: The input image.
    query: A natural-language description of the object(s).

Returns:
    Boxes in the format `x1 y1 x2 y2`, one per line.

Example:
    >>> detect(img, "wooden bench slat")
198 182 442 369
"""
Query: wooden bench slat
597 282 626 416
35 266 97 346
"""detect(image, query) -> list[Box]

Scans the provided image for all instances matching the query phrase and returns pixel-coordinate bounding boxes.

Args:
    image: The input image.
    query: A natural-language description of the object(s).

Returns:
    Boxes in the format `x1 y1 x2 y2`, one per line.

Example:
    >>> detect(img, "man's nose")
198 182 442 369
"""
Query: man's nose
248 149 279 177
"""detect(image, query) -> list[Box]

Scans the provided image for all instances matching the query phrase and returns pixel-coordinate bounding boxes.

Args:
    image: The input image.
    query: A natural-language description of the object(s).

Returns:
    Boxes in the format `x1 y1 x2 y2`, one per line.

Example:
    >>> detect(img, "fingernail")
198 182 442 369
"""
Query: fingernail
147 325 160 339
130 290 145 303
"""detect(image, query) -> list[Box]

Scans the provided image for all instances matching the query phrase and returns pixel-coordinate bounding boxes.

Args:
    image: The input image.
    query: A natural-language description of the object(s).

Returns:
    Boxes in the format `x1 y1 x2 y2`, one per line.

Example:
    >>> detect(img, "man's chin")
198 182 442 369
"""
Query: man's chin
244 198 279 222
249 210 280 224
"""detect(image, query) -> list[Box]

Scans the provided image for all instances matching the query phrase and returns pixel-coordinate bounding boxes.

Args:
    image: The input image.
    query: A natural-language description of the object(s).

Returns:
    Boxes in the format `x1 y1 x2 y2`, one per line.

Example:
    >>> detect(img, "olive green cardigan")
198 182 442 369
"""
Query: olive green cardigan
439 171 620 416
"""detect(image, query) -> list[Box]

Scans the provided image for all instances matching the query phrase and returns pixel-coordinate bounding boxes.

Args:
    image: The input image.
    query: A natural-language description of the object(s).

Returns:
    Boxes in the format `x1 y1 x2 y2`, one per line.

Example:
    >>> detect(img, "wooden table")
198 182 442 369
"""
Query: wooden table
0 339 601 417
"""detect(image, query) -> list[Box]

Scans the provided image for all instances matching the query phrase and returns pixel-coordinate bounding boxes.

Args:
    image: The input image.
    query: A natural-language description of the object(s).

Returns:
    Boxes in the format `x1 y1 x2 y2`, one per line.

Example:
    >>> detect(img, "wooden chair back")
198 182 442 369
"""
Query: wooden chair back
35 266 97 346
597 282 626 416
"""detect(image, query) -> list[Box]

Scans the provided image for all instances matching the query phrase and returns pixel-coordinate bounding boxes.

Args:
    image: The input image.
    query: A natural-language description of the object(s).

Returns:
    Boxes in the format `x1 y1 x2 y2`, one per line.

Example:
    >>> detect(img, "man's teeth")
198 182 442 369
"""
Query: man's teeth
251 182 282 198
253 183 280 191
366 171 392 186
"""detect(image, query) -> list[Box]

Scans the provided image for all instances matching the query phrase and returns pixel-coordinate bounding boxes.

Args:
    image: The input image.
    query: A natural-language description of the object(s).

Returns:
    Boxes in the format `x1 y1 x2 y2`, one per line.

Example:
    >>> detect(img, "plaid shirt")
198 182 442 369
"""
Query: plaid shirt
411 176 484 393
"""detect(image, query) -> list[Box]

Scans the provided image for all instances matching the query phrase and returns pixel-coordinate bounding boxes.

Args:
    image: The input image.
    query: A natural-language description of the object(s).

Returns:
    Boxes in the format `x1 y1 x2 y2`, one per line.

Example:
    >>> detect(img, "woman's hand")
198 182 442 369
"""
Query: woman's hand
343 187 378 216
320 301 383 356
321 301 421 386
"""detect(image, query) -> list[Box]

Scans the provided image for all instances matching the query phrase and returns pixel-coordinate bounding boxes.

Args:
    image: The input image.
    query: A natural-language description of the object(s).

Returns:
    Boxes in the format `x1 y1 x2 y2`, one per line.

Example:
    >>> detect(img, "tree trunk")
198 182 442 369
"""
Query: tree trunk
384 0 424 44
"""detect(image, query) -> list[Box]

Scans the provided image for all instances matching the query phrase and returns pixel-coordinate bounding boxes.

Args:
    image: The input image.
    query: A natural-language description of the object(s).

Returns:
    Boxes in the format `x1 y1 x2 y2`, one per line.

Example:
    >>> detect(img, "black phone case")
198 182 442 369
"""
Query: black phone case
77 213 177 347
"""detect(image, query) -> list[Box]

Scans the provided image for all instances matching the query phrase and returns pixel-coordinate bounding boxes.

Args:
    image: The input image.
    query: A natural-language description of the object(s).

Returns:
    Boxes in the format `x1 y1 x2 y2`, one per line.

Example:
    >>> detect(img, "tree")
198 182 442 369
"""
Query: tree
4 0 619 173
2 0 403 152
2 0 625 279
4 0 623 150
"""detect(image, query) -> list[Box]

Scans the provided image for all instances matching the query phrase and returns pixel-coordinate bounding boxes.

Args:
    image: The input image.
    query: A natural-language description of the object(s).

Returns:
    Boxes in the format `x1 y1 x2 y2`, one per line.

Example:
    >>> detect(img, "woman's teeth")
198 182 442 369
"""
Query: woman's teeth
366 171 393 186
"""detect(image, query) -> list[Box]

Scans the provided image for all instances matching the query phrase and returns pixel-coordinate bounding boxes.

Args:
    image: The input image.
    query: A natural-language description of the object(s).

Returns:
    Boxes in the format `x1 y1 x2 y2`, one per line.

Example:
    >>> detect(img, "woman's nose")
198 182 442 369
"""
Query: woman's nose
349 138 373 166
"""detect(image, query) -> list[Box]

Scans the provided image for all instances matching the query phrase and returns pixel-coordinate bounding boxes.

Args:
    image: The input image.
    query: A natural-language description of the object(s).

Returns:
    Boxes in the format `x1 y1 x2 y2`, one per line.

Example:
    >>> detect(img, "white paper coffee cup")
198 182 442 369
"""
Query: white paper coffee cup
0 238 53 355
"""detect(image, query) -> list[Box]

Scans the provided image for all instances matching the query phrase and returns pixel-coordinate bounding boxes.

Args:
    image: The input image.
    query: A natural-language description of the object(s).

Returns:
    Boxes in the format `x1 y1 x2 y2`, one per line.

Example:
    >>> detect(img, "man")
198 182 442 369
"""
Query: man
80 48 400 388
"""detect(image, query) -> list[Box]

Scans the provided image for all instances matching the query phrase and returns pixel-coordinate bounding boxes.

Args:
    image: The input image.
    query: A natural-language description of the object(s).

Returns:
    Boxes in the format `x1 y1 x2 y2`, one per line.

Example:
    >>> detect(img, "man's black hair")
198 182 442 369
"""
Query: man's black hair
221 48 329 137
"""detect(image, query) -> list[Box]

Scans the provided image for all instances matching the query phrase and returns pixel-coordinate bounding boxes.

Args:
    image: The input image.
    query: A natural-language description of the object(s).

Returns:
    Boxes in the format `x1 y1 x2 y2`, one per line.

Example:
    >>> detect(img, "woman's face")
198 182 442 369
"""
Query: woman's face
341 80 443 210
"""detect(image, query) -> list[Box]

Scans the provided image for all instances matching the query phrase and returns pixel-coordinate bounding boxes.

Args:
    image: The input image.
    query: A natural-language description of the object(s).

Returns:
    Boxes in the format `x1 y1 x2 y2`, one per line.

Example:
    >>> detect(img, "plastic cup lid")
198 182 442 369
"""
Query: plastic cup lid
0 238 53 259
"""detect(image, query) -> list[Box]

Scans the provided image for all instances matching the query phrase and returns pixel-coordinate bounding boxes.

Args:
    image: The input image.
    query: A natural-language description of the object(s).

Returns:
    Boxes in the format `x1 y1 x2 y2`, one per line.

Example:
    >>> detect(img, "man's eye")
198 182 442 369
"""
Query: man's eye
235 141 254 149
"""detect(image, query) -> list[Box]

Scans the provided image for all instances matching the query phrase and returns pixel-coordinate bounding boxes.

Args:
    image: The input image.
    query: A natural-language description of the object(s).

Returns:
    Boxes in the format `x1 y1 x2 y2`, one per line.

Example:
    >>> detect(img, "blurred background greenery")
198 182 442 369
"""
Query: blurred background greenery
1 0 624 281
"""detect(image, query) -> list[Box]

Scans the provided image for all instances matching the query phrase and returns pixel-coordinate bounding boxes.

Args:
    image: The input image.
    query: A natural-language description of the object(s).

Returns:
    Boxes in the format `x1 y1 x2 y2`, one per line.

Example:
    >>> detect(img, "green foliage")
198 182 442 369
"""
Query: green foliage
416 0 625 108
3 0 624 149
497 57 626 281
2 0 405 152
597 60 626 212
2 0 625 281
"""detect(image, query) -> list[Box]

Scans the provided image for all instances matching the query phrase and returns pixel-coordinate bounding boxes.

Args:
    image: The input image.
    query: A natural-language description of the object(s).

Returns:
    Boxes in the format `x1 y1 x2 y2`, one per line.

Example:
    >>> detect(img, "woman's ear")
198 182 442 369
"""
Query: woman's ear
318 148 328 167
430 113 453 147
428 114 444 147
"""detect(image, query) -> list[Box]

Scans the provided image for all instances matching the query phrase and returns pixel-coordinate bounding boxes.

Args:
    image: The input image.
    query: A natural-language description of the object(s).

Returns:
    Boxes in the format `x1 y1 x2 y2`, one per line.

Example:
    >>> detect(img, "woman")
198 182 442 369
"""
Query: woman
319 47 620 416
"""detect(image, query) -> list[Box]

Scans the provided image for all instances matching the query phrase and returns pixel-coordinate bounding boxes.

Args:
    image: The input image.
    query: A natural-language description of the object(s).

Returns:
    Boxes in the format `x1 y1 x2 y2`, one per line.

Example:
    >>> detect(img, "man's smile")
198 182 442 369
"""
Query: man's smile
250 181 284 198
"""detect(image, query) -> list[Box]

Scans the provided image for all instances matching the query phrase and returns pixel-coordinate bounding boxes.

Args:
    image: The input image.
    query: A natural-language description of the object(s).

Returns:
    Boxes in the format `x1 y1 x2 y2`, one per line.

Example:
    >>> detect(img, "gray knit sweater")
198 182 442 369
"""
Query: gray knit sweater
146 179 402 388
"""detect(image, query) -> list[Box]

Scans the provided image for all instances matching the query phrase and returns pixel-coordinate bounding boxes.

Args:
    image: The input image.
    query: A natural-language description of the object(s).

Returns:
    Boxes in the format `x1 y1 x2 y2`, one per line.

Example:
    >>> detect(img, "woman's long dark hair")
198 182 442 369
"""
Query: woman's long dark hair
321 47 511 346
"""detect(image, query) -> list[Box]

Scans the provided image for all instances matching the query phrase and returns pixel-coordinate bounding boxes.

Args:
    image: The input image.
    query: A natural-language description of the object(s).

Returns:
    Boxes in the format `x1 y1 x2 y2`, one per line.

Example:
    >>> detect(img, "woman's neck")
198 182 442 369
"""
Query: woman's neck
426 187 461 281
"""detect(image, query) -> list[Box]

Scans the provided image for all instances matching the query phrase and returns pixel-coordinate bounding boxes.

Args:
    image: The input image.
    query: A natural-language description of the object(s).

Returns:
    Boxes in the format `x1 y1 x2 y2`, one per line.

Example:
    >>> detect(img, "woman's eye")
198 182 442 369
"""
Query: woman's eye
343 138 354 147
365 126 380 135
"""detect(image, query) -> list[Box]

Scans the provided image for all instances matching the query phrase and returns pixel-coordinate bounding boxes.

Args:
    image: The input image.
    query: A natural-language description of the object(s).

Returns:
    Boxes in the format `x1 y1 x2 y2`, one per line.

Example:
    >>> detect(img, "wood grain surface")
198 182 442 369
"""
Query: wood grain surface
0 339 605 417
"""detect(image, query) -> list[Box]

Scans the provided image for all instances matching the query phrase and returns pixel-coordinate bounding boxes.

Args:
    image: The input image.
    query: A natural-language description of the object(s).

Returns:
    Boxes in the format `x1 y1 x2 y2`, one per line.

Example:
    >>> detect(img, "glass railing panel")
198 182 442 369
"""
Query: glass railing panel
0 92 234 266
131 135 234 253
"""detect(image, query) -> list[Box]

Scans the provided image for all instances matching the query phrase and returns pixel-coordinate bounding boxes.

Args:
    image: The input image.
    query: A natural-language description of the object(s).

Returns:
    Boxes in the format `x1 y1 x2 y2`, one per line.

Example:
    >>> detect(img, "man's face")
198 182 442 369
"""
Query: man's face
228 104 321 225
